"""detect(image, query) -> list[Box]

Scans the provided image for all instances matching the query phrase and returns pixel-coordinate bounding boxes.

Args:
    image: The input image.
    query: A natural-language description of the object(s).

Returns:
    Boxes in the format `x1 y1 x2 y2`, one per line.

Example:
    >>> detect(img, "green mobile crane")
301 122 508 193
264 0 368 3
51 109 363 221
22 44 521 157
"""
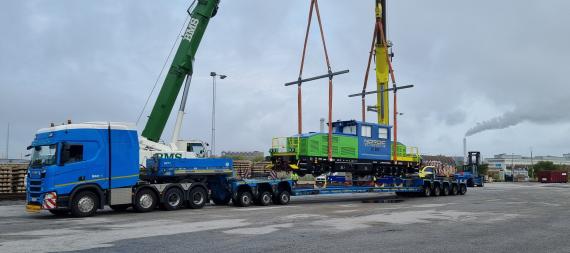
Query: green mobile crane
139 0 220 160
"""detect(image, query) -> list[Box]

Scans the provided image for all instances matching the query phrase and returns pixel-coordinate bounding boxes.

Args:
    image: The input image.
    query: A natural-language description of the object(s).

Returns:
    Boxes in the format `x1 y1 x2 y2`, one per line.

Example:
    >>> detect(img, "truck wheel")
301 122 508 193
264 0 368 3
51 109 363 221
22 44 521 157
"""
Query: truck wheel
450 184 458 195
110 205 130 212
134 188 157 213
442 185 450 196
432 185 441 197
188 187 207 209
162 188 184 211
467 179 474 187
70 191 99 217
273 191 290 205
49 209 70 216
255 191 272 206
459 184 467 195
422 185 432 197
235 191 253 207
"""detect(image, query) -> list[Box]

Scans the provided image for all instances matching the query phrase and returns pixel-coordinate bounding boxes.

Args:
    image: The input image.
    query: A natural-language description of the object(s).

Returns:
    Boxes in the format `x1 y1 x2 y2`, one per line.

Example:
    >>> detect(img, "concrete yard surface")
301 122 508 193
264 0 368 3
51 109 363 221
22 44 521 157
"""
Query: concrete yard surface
1 183 569 253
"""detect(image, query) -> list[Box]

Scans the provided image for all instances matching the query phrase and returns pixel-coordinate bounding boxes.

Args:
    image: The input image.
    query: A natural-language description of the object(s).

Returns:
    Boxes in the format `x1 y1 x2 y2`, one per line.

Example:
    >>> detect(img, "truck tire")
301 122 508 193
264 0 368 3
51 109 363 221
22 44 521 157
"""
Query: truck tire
255 191 272 206
235 191 253 207
450 184 459 195
432 185 441 197
188 187 207 209
134 188 157 213
162 188 184 211
442 184 450 196
273 191 290 205
459 184 467 195
422 185 432 197
70 191 99 217
49 209 70 216
110 205 130 212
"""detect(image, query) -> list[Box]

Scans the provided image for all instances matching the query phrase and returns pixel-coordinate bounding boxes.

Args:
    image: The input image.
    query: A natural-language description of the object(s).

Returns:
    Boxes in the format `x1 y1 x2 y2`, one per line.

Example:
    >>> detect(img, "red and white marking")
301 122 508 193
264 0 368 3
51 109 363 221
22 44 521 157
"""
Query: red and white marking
42 192 57 209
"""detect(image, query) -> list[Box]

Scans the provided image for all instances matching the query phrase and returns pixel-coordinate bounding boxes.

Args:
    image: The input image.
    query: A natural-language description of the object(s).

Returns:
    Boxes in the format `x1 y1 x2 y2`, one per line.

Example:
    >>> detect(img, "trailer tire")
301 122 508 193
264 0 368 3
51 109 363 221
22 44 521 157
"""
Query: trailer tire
450 184 459 195
432 185 441 197
442 184 450 196
134 188 157 213
422 185 432 197
162 188 184 211
188 187 207 209
110 205 130 212
255 191 272 206
273 191 290 205
235 191 253 207
70 191 99 217
459 184 467 195
49 209 70 216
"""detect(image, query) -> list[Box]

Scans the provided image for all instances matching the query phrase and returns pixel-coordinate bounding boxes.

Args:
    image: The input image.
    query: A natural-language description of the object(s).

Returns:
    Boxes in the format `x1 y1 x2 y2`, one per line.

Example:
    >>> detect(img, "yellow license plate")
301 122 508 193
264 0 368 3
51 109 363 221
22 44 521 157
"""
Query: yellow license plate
26 204 41 213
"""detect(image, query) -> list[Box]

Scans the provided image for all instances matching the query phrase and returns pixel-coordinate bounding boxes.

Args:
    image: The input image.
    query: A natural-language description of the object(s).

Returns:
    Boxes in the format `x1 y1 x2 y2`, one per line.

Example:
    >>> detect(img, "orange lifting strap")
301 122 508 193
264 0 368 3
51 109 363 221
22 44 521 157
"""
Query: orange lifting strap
285 0 348 161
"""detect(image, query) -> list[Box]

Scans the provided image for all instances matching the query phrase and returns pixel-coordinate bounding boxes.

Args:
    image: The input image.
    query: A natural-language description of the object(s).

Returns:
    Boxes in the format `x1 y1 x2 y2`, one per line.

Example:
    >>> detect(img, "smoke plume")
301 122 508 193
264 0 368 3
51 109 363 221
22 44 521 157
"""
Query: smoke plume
465 111 524 137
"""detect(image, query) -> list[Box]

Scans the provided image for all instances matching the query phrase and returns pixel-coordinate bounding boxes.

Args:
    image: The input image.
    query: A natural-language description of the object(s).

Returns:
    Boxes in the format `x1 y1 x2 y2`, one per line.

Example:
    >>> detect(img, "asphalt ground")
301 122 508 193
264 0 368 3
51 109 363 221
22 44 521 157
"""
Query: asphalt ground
1 182 569 253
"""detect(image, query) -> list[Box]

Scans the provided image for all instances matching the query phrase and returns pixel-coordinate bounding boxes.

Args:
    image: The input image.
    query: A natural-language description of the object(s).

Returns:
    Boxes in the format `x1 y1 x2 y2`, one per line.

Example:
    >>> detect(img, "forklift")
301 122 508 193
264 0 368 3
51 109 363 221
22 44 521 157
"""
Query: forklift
455 151 484 187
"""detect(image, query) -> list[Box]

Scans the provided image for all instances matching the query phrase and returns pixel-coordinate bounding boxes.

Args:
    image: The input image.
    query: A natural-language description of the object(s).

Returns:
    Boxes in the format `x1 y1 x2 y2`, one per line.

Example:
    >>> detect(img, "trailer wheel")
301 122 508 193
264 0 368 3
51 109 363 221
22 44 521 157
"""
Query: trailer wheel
110 205 130 212
255 191 272 206
134 188 157 213
162 188 184 211
273 191 290 205
442 184 450 196
450 184 459 195
235 191 253 207
432 184 441 197
70 191 99 217
459 184 467 195
422 185 432 197
188 187 207 209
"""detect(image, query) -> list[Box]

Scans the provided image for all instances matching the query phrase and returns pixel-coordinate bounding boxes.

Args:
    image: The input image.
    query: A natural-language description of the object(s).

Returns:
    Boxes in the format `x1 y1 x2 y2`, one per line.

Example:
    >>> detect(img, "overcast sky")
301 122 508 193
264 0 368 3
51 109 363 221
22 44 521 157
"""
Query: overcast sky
1 0 570 159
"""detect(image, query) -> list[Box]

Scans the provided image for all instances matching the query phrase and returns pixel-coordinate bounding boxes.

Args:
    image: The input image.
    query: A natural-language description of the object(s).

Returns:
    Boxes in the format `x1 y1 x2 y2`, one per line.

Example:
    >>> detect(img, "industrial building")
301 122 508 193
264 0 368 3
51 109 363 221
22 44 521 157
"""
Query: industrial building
484 153 570 181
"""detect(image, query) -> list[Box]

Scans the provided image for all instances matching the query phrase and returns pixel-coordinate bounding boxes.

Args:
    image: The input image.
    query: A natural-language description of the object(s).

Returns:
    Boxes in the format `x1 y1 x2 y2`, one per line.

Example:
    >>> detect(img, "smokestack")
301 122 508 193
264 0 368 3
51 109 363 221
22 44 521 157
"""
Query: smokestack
463 137 467 166
320 118 325 133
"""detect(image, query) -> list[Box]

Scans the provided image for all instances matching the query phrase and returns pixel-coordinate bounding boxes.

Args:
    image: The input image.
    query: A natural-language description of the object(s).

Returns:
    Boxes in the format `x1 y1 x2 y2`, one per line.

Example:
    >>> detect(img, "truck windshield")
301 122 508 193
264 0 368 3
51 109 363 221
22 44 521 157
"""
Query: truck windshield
30 144 57 168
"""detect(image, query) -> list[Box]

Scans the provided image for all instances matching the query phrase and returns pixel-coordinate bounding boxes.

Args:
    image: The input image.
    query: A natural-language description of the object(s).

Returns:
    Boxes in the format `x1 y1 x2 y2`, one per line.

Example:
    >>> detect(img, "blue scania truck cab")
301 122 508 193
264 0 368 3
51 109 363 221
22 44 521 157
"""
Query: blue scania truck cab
26 122 233 217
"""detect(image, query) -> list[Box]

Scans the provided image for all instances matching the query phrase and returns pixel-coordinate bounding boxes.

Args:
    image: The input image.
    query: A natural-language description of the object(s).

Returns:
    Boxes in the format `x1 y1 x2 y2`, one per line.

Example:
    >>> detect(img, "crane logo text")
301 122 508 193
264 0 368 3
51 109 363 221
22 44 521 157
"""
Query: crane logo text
183 18 200 42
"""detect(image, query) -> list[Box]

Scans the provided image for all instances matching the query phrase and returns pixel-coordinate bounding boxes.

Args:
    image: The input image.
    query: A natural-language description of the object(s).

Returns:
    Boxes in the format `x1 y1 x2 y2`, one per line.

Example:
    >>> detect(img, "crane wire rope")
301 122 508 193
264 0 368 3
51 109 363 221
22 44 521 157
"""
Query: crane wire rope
136 0 196 125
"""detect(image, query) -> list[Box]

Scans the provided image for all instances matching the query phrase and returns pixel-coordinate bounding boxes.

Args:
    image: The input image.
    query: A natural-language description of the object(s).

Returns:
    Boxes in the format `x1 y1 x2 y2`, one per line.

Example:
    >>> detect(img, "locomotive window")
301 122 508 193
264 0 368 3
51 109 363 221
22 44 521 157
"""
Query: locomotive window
342 126 357 135
362 126 372 138
378 128 388 139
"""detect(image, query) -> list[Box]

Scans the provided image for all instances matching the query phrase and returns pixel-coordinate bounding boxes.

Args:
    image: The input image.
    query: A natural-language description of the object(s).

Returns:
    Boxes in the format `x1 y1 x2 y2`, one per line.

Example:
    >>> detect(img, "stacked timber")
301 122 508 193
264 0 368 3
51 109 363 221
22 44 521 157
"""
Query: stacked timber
0 167 12 193
252 161 272 178
0 163 28 194
421 155 457 177
11 165 27 193
233 160 252 179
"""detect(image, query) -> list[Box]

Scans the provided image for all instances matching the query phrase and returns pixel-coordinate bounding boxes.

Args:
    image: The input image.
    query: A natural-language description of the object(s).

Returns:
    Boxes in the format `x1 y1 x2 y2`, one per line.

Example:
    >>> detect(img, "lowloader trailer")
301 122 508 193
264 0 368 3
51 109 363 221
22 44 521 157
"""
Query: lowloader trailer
228 176 467 207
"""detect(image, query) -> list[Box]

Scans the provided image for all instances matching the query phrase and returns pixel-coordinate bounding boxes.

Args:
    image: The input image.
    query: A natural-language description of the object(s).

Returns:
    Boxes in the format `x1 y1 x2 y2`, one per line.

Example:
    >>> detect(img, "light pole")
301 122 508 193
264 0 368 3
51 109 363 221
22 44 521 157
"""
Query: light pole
511 153 515 182
210 72 227 157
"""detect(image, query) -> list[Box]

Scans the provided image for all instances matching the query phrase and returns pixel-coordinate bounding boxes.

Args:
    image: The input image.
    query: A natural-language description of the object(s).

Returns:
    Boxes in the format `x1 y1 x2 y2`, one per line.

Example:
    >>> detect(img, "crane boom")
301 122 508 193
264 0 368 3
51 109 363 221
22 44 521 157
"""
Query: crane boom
142 0 220 142
375 0 390 125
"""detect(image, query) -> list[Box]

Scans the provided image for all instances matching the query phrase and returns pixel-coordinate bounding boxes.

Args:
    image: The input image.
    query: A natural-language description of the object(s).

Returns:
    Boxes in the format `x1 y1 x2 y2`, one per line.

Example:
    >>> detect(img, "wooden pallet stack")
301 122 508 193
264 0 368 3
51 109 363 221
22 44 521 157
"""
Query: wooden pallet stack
233 160 252 179
252 161 272 178
11 165 27 193
0 167 12 193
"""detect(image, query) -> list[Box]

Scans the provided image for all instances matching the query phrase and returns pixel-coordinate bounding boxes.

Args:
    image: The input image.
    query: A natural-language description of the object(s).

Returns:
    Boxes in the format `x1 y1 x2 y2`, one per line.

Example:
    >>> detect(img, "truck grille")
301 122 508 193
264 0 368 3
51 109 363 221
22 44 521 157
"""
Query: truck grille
27 179 43 199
